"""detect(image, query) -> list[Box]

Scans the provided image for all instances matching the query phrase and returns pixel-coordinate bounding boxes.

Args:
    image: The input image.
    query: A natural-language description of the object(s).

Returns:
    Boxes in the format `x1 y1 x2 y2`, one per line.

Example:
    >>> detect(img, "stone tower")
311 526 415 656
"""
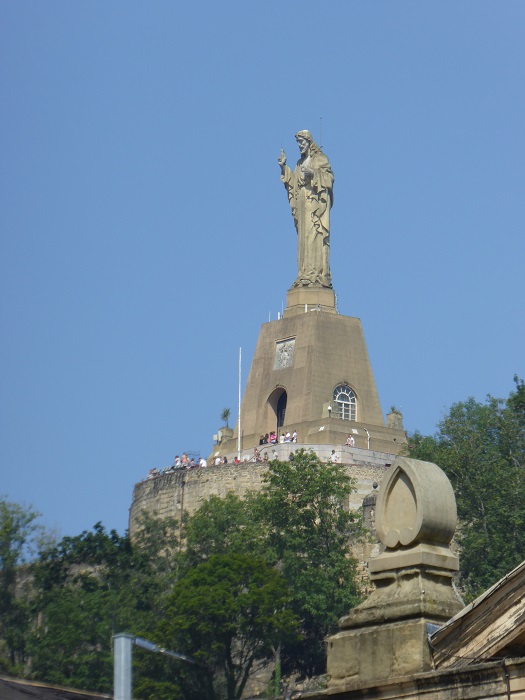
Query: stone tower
131 130 406 536
213 131 406 459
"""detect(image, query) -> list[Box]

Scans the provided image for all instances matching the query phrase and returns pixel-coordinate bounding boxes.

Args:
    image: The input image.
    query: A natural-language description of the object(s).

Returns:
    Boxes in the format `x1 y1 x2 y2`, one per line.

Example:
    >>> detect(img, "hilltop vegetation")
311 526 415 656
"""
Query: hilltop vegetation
407 376 525 601
0 451 361 699
2 377 524 697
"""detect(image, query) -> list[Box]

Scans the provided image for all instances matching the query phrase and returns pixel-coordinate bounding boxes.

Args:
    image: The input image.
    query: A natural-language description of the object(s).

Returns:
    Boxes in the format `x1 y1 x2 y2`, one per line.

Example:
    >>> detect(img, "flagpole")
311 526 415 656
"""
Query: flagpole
237 347 241 461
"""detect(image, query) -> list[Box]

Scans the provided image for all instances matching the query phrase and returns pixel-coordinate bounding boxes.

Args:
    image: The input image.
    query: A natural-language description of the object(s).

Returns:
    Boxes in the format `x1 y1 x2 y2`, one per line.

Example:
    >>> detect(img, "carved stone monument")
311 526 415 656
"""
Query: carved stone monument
278 130 336 314
210 130 406 459
278 130 334 290
327 456 464 690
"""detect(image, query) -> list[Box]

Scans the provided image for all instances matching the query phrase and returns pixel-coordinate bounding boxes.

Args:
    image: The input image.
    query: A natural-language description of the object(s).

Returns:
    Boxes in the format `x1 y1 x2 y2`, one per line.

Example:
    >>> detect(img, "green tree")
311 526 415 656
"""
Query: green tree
24 449 363 693
220 408 231 428
0 497 41 671
29 520 182 695
507 375 525 417
30 524 133 690
179 451 362 680
407 378 525 600
29 585 116 690
260 450 362 676
158 553 299 700
183 493 271 568
131 511 180 606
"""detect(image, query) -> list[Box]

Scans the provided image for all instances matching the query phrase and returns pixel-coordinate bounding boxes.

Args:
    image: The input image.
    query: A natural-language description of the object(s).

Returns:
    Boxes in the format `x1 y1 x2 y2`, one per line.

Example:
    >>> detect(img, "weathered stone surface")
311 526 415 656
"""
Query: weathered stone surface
305 658 524 699
284 285 337 316
129 447 396 537
328 619 432 688
215 311 407 460
374 456 457 556
386 410 404 431
339 567 462 629
279 130 334 290
327 457 463 690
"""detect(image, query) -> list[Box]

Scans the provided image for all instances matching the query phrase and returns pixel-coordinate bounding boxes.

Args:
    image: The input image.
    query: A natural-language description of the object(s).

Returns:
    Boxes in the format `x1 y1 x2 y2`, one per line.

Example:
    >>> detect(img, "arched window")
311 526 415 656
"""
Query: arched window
333 385 357 421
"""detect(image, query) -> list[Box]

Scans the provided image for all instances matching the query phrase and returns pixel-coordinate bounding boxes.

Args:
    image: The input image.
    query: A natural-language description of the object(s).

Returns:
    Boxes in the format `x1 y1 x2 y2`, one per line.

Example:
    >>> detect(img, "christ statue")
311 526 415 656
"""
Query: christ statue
278 130 334 288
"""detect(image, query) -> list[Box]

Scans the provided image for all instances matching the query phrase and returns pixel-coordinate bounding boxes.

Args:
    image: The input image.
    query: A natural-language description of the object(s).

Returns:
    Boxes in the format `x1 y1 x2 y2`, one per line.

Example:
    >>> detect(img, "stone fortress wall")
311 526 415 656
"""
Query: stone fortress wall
128 444 393 538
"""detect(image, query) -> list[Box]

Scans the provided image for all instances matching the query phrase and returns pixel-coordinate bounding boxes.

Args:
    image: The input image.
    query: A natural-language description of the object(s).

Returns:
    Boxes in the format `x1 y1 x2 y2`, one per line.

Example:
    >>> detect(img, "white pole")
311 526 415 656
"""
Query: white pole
114 633 133 700
237 347 242 461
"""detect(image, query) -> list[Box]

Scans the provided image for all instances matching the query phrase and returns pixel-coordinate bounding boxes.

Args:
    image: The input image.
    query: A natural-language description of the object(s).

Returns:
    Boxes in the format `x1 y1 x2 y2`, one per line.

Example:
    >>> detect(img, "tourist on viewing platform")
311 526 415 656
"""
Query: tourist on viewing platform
199 457 207 468
214 456 222 466
259 435 265 445
173 455 181 467
330 449 339 463
289 451 295 462
285 431 291 442
346 434 355 447
234 455 240 464
264 433 269 444
272 449 278 459
292 430 297 443
181 453 189 466
253 447 262 463
280 433 285 443
270 431 277 444
263 451 269 462
222 456 228 464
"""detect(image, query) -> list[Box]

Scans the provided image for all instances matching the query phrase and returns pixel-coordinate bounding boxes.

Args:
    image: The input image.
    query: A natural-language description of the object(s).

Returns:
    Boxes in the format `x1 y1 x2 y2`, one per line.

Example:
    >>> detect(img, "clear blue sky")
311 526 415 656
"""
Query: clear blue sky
1 2 524 539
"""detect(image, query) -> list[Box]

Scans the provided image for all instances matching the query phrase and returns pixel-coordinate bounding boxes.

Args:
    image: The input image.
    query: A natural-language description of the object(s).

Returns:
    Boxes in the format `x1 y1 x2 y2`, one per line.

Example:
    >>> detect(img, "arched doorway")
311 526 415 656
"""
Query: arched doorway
276 392 287 431
267 387 288 435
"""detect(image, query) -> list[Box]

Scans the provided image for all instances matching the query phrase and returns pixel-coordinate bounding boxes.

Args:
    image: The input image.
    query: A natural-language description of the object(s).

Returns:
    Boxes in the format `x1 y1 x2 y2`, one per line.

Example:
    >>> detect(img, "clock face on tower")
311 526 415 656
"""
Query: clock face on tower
274 338 295 370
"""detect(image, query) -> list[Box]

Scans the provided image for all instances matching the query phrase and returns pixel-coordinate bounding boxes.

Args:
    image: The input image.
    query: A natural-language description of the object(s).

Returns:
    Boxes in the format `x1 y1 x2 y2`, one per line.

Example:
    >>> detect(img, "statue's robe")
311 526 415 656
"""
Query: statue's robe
281 150 334 288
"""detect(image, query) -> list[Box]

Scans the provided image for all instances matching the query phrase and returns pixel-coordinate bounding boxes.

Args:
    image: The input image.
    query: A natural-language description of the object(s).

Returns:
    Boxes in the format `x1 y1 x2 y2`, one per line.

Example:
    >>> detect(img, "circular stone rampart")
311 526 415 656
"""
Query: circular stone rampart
128 445 396 538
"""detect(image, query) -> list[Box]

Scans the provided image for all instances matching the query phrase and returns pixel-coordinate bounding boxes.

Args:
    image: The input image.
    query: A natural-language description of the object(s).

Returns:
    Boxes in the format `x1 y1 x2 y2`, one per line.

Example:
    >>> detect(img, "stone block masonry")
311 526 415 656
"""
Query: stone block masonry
128 445 395 538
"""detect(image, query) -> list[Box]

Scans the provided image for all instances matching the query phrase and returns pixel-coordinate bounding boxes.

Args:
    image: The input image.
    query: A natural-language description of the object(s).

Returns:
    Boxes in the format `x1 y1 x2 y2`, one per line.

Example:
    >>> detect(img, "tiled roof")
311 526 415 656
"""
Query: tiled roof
0 676 111 700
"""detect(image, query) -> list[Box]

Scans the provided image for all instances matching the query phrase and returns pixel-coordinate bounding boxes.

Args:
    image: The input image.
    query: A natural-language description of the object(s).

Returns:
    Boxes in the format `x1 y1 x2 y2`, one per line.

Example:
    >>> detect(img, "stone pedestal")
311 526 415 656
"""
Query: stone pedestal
328 618 432 688
215 309 407 457
327 457 464 690
284 286 336 317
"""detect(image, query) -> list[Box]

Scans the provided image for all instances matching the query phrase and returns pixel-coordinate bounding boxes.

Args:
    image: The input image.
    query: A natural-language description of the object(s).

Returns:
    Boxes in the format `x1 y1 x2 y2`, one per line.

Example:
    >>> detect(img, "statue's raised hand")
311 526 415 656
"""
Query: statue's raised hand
278 149 287 167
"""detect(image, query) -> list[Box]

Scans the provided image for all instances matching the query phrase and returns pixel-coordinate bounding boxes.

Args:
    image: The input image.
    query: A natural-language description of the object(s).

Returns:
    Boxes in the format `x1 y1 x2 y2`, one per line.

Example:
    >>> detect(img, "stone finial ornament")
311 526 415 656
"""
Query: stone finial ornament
369 456 459 575
327 457 464 689
376 456 456 549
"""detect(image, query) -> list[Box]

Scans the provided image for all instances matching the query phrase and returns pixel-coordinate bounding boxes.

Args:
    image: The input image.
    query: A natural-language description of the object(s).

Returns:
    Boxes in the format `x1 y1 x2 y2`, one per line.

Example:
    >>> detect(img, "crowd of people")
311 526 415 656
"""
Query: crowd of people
144 431 358 480
259 429 298 445
146 452 206 479
145 451 256 480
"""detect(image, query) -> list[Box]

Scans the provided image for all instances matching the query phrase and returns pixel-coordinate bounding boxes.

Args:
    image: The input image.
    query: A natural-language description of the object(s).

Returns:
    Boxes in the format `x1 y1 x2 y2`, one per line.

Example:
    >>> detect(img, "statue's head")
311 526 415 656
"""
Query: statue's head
295 129 313 142
295 130 312 155
295 129 322 156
